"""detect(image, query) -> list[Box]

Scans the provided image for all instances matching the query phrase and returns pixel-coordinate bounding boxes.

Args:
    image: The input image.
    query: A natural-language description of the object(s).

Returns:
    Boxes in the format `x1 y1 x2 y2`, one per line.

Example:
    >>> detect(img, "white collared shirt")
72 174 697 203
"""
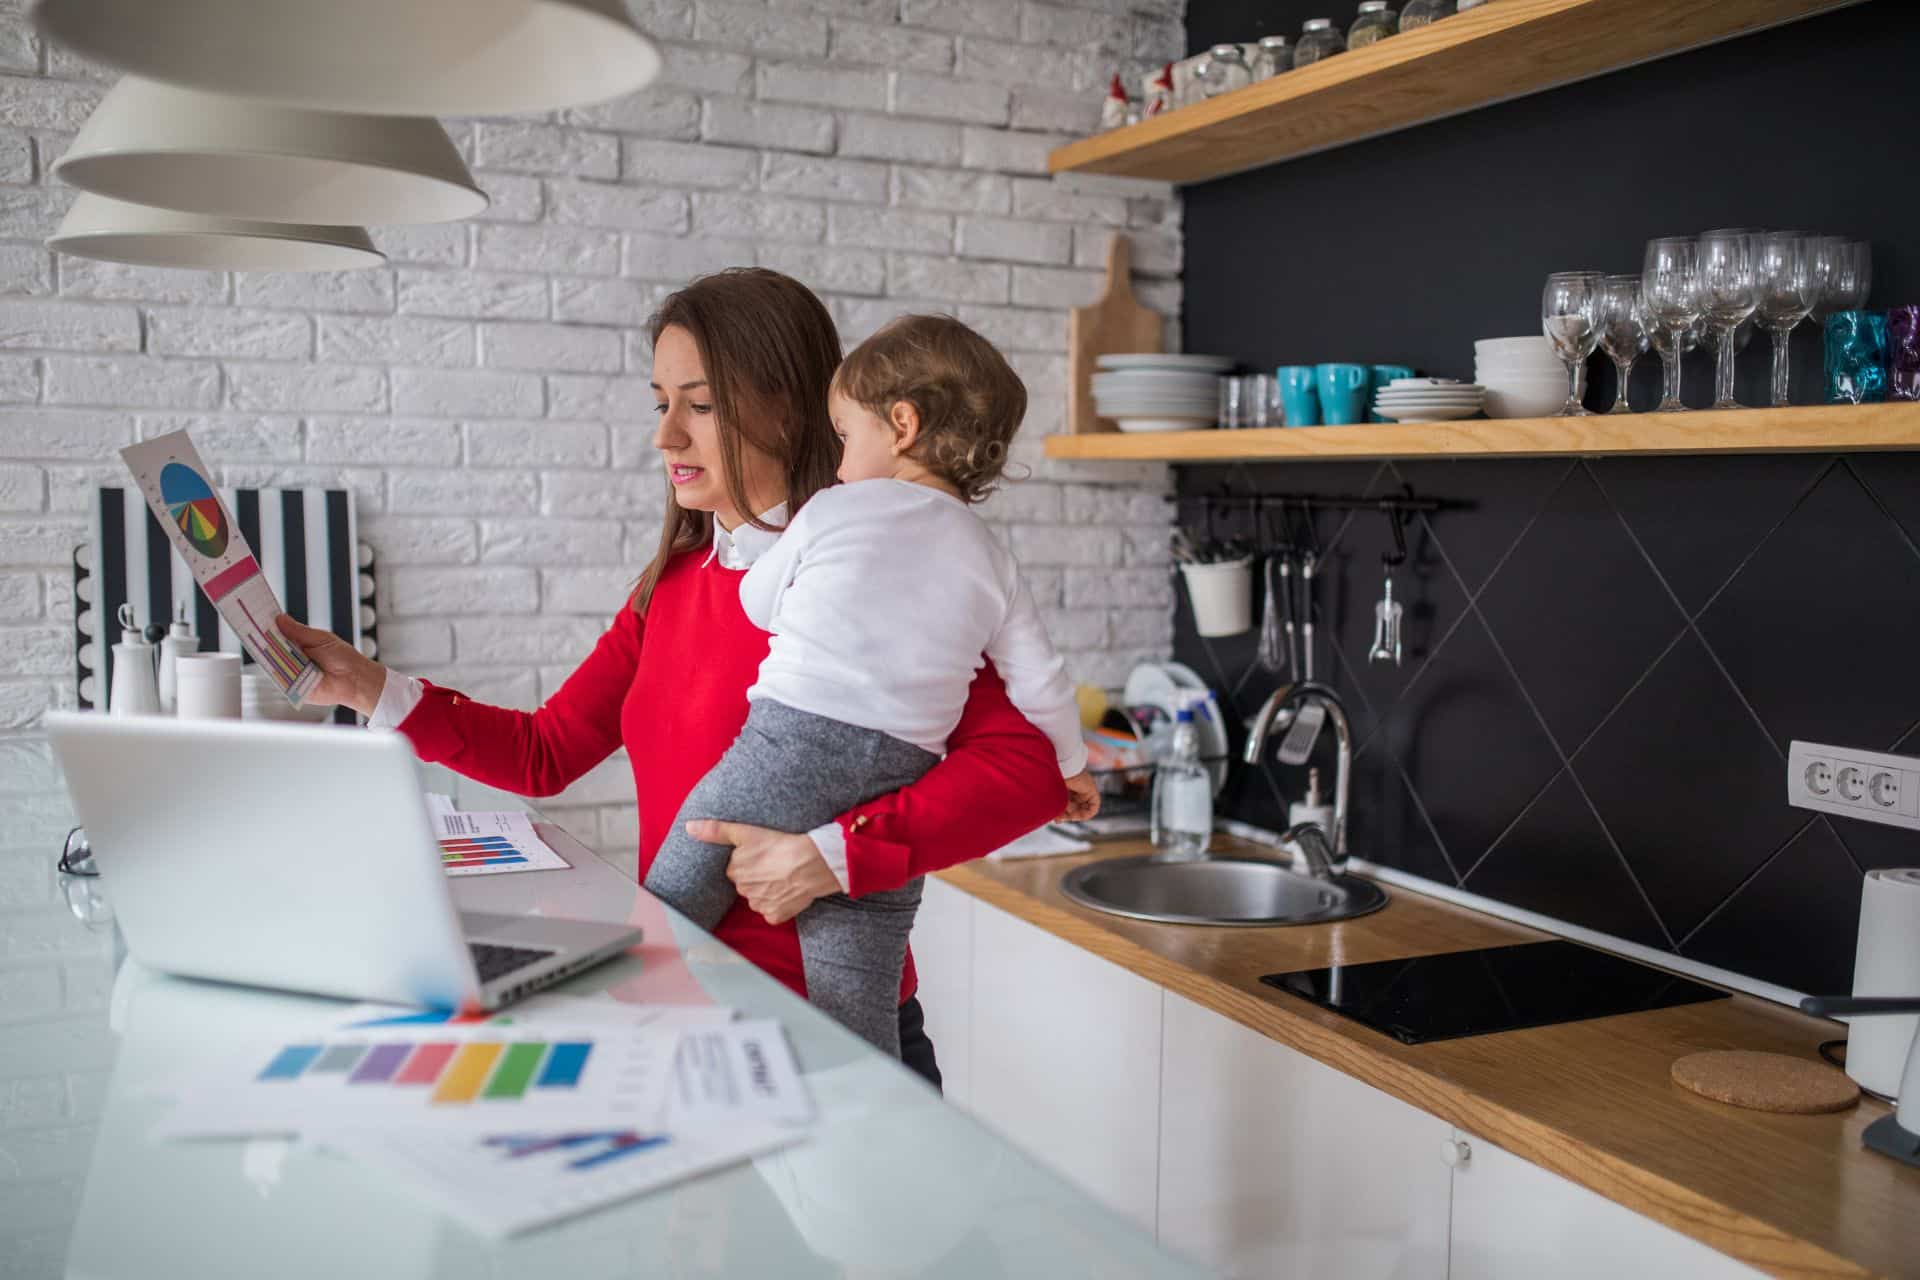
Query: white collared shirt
366 503 858 888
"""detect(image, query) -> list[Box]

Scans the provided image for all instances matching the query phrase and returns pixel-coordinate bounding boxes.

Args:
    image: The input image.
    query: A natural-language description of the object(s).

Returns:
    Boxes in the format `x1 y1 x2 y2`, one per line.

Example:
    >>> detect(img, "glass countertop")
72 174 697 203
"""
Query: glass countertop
0 734 1206 1279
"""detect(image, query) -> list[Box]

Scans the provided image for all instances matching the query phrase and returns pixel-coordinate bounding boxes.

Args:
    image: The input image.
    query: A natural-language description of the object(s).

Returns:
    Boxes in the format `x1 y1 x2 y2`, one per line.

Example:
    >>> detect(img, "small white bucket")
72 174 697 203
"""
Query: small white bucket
1180 558 1253 637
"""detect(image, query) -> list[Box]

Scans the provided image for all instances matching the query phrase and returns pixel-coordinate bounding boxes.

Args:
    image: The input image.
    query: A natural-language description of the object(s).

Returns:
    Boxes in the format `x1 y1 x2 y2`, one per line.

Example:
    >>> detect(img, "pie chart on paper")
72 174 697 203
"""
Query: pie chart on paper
160 461 229 558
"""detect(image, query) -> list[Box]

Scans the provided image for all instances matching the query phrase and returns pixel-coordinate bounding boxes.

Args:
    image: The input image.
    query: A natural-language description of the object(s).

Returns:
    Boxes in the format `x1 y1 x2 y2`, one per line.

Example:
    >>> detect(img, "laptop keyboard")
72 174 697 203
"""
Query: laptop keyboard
469 941 555 984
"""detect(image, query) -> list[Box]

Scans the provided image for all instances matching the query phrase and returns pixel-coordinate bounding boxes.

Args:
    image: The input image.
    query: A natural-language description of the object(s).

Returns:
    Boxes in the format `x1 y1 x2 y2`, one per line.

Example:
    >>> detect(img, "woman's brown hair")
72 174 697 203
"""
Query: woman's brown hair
630 268 842 615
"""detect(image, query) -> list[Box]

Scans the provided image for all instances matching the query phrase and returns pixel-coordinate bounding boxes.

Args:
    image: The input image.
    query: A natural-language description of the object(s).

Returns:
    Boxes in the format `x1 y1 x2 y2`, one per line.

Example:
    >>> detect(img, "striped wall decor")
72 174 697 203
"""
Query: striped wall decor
78 487 374 724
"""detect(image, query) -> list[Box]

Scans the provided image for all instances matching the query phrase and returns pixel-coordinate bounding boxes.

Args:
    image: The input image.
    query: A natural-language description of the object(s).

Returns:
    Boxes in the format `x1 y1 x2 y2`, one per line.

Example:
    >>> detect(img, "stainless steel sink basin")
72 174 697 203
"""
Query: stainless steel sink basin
1060 855 1388 927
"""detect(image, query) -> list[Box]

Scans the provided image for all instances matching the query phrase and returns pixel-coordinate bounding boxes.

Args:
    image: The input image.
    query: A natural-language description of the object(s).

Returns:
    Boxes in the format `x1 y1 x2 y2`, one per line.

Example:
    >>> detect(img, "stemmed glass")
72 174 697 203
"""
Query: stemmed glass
1542 271 1601 416
1697 229 1758 410
1821 239 1873 314
1642 237 1701 412
1754 232 1816 407
1594 275 1647 414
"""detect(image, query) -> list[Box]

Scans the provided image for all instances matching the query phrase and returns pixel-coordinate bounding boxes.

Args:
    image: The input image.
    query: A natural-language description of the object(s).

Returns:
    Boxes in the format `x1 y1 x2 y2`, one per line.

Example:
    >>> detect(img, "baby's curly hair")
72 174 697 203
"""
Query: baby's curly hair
833 314 1026 503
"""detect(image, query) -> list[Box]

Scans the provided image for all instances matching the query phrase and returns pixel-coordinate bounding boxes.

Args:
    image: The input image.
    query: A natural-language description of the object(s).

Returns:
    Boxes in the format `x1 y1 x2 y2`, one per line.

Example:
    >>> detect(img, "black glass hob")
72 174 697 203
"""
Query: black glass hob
1260 939 1730 1045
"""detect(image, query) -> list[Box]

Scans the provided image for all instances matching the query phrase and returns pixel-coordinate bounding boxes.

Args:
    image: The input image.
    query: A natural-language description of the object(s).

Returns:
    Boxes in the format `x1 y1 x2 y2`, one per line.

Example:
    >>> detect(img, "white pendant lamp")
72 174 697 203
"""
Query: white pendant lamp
51 193 385 272
56 78 486 226
32 0 661 116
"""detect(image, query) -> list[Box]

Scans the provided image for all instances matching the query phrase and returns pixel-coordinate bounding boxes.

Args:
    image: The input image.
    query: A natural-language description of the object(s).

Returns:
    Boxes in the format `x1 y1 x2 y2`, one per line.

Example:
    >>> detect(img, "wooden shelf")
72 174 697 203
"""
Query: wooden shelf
1042 403 1920 463
1048 0 1861 184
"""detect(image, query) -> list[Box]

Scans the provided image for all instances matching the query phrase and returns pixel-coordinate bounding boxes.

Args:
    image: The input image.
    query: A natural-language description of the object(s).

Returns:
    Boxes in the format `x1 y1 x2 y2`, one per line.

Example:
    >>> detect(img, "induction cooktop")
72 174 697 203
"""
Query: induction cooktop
1260 939 1731 1045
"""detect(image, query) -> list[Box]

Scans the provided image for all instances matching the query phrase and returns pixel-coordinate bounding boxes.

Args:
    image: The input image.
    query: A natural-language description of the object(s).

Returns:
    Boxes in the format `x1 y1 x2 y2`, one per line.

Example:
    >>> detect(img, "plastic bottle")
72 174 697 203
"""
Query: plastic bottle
1151 701 1213 858
157 603 199 713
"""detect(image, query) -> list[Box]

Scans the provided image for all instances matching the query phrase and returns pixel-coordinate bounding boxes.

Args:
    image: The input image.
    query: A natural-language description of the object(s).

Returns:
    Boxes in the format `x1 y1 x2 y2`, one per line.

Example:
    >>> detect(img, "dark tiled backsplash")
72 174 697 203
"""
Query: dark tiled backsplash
1176 452 1920 996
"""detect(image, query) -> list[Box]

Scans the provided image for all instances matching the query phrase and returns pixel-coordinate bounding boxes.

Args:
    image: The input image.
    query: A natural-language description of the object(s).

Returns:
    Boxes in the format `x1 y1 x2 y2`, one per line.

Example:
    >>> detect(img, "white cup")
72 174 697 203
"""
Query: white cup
174 652 242 719
1180 558 1254 637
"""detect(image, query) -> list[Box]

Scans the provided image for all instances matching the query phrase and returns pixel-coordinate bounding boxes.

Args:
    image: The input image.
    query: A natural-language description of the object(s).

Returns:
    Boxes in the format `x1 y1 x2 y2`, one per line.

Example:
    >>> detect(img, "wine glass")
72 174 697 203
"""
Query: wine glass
1542 271 1601 416
1642 237 1701 412
1697 229 1757 410
1754 232 1816 407
1593 274 1647 414
1823 239 1873 313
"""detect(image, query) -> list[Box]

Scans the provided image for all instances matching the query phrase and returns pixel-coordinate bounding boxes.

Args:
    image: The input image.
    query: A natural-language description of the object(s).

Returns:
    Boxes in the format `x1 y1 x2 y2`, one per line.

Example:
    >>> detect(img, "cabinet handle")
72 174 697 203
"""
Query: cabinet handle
1441 1138 1472 1168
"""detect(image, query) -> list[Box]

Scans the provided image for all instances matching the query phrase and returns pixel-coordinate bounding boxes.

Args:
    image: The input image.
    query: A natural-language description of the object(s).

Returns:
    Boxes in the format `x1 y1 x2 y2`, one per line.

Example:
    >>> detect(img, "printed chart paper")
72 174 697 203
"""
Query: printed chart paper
329 1120 801 1238
119 430 321 703
325 1019 813 1236
434 810 571 877
152 1018 682 1141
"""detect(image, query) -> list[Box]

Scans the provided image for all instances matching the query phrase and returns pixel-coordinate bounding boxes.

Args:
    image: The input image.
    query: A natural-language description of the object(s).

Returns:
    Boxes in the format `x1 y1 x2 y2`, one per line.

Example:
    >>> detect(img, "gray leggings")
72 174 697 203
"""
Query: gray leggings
642 698 939 1057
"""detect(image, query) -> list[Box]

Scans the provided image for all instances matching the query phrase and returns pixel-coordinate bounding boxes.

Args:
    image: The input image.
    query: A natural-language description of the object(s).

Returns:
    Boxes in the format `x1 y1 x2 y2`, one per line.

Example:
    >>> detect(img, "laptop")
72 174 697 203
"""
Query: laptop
45 712 642 1011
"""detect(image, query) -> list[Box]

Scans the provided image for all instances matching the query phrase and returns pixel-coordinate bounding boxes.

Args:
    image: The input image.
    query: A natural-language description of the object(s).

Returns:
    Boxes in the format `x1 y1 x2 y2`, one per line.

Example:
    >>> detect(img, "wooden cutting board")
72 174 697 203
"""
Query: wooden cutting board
1067 233 1164 436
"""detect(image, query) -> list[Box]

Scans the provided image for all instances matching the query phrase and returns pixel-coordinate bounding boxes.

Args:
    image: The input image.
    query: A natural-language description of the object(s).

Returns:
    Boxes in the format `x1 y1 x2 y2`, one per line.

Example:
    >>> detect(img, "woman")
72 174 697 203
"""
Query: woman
279 268 1065 1086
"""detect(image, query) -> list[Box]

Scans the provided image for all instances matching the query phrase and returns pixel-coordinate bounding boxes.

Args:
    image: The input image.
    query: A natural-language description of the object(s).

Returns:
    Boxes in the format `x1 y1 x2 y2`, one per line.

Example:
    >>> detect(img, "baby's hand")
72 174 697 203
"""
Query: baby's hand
1062 769 1101 821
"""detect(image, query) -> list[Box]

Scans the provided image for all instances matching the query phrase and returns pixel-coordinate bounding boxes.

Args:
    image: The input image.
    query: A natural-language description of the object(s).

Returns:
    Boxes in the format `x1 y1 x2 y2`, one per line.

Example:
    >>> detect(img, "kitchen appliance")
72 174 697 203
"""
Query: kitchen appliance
1262 939 1729 1044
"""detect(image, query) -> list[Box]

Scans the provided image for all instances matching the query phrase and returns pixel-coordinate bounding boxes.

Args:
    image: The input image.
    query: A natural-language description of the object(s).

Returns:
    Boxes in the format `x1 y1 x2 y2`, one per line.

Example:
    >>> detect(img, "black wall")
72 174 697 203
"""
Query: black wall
1176 3 1920 994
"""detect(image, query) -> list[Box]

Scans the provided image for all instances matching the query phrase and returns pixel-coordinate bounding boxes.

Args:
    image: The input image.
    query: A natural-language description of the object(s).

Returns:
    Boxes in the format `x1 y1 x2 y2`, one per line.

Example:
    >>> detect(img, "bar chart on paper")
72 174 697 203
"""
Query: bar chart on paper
154 1021 681 1140
434 810 571 876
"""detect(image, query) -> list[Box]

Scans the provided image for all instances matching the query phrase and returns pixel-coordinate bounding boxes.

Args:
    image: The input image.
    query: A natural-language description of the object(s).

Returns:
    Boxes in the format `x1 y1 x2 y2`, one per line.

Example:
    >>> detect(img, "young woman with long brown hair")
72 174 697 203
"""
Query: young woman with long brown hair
278 269 1065 1084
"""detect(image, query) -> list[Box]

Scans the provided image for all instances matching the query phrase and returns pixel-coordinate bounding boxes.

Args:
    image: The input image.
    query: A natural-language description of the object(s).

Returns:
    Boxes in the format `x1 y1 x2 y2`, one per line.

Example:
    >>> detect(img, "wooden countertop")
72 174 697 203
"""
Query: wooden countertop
937 842 1920 1280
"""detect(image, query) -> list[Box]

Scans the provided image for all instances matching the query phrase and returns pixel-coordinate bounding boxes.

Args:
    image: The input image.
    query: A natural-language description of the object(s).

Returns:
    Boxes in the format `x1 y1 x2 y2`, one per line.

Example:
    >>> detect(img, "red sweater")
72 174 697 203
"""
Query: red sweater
396 548 1067 1002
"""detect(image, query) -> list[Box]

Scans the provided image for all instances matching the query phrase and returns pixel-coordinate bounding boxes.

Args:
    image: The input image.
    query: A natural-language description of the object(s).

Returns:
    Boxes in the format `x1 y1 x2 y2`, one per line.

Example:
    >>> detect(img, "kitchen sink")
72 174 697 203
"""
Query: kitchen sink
1059 854 1388 927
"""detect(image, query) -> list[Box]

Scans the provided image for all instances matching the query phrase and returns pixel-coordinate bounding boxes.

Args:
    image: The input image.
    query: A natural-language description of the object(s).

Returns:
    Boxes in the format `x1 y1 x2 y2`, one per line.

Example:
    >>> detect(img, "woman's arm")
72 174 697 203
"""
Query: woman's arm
834 660 1066 897
278 609 639 798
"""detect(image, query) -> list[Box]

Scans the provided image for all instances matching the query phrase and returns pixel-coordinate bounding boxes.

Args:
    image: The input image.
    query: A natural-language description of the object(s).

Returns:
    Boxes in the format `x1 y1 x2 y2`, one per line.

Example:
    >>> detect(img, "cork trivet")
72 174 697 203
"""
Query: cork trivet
1671 1050 1860 1114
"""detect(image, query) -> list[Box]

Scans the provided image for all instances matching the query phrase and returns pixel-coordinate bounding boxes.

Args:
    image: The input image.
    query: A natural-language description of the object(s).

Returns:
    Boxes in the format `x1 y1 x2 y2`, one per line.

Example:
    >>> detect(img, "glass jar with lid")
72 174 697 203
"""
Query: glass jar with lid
1293 17 1346 66
1250 34 1293 79
1198 42 1252 97
1347 1 1397 47
1398 0 1455 30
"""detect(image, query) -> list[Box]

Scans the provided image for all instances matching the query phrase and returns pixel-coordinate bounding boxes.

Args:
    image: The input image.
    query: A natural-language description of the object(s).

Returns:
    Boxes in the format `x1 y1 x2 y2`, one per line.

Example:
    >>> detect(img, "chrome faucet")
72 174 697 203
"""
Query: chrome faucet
1244 681 1351 862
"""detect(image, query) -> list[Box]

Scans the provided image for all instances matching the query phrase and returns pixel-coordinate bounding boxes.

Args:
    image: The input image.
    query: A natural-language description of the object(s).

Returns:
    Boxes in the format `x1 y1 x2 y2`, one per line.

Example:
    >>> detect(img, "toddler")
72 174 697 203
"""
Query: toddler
644 314 1098 1056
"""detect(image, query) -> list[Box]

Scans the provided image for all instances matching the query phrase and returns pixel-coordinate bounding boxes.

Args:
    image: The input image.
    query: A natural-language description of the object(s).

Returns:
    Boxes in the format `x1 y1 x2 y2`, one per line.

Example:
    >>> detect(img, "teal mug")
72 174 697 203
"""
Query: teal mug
1315 363 1370 425
1276 365 1319 426
1369 364 1413 422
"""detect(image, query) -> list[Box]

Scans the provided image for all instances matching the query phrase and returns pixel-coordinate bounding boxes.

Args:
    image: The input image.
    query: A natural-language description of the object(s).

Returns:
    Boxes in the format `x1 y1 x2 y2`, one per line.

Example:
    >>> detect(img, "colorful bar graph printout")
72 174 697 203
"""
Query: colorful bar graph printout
432 810 570 878
160 1019 678 1145
255 1037 598 1105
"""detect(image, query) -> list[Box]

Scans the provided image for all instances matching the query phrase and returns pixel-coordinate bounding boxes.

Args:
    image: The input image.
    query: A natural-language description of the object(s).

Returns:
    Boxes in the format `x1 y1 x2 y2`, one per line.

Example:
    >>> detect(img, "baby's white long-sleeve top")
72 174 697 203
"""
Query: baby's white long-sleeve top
740 478 1089 777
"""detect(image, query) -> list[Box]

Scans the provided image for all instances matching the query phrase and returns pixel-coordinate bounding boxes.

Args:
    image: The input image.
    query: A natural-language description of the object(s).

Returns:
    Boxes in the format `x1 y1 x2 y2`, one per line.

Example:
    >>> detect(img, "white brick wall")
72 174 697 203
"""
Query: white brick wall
0 1 1183 864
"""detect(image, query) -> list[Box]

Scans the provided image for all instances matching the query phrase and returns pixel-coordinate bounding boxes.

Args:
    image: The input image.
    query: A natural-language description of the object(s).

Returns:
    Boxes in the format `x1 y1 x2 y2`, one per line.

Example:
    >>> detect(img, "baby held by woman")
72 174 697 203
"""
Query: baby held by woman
644 314 1098 1055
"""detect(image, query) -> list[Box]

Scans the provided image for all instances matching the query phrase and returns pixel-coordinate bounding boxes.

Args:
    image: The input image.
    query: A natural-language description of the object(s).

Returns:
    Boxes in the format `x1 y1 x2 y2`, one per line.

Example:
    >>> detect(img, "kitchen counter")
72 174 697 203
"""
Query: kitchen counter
2 735 1204 1280
938 840 1920 1280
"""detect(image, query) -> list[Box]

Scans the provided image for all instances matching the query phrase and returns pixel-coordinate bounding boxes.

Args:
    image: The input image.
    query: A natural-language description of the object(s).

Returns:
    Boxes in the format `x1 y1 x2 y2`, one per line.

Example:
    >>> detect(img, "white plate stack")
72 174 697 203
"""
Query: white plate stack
1475 337 1567 420
1372 377 1485 422
1092 353 1234 433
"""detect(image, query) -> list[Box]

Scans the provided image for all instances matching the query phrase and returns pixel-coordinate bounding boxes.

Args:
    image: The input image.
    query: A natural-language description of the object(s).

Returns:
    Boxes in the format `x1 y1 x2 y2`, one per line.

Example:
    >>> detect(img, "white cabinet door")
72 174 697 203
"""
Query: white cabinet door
912 876 974 1109
968 899 1164 1234
1158 990 1453 1279
1450 1131 1762 1280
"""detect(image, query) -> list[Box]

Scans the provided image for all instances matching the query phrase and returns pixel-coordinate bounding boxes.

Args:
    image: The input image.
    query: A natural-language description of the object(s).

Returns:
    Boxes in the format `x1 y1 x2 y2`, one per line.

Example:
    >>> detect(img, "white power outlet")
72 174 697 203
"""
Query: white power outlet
1787 740 1920 831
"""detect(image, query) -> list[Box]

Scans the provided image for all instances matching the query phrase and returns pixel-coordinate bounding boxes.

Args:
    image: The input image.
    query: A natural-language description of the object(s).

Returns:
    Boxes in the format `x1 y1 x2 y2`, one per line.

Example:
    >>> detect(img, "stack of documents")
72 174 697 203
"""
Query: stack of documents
152 995 817 1236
